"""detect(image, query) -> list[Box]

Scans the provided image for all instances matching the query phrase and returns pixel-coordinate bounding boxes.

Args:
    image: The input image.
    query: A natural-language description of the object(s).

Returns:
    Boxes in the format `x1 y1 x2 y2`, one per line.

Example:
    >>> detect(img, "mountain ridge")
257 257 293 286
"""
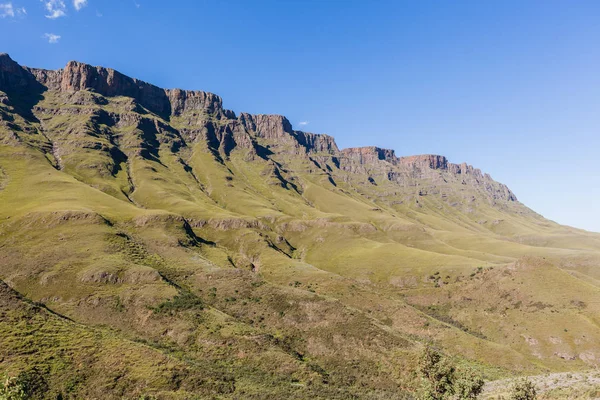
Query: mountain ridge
0 52 516 204
1 52 599 399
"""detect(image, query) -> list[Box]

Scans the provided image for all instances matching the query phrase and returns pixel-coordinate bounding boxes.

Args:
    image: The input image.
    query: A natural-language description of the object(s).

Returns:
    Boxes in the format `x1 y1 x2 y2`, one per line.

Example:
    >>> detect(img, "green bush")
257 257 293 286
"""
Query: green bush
417 346 485 400
0 375 26 400
454 368 484 399
509 379 536 400
153 291 204 314
418 346 455 399
0 368 49 400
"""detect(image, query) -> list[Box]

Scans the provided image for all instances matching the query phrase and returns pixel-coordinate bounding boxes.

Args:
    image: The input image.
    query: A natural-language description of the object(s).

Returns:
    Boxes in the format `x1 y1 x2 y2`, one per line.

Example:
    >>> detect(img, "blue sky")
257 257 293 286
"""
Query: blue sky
1 0 599 232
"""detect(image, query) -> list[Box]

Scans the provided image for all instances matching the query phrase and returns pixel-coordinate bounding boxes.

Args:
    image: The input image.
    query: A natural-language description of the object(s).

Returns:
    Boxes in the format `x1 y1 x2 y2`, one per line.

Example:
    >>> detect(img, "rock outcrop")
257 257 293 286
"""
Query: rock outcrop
1 58 229 119
239 113 293 141
0 53 41 93
238 113 338 154
294 131 338 154
342 146 398 165
398 154 448 170
0 53 517 202
167 88 227 117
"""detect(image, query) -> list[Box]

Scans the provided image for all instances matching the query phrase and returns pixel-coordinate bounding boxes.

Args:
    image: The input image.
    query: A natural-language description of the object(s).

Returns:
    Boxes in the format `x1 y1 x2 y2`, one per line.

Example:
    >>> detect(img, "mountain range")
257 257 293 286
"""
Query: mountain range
1 53 599 399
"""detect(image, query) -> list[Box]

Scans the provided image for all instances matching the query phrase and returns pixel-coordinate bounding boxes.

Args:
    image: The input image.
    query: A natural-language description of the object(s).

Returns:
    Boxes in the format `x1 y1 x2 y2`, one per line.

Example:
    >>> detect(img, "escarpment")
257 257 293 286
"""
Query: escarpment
3 52 600 400
0 53 517 203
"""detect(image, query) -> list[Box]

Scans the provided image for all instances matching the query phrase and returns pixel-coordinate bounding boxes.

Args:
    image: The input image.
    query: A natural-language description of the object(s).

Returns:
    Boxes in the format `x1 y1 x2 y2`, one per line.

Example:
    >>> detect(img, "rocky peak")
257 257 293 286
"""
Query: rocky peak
341 146 398 165
239 113 293 140
237 112 338 154
398 155 477 178
447 162 481 176
0 53 40 93
166 88 225 116
3 56 227 119
398 154 449 170
396 155 487 179
57 61 172 116
0 53 17 71
294 131 339 154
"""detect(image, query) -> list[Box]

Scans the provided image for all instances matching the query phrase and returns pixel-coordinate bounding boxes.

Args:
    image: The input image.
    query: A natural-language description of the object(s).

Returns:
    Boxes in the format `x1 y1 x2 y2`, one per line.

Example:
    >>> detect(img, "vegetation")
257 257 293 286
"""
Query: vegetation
152 291 204 314
509 379 537 400
417 346 484 399
0 375 26 400
454 370 485 400
0 57 599 398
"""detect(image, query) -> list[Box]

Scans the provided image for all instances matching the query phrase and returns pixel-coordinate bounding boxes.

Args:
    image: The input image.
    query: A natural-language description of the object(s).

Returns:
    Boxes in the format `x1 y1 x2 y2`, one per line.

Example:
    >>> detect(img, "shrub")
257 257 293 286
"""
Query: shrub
509 379 536 400
0 375 27 400
418 346 456 399
417 346 485 399
454 368 484 399
153 291 204 314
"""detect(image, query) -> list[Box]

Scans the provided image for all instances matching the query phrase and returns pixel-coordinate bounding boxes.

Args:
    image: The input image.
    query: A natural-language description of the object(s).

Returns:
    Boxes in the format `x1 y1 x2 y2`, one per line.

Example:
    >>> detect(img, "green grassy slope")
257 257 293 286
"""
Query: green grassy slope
0 55 599 398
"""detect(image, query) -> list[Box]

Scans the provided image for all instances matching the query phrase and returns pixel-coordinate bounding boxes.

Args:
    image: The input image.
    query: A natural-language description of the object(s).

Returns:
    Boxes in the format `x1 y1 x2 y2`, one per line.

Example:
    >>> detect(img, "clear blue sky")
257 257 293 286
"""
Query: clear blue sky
2 0 599 232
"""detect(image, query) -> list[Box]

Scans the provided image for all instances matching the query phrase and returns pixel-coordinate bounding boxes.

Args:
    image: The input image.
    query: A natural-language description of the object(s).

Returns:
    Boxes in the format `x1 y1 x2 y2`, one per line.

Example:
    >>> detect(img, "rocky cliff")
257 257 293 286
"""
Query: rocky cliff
0 53 516 202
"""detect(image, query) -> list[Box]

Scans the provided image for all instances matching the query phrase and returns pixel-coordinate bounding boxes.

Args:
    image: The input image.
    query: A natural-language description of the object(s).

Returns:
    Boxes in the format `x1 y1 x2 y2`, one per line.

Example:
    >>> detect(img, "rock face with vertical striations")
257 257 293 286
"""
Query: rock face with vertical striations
239 113 293 140
342 146 399 165
0 53 39 92
398 154 448 170
167 88 227 117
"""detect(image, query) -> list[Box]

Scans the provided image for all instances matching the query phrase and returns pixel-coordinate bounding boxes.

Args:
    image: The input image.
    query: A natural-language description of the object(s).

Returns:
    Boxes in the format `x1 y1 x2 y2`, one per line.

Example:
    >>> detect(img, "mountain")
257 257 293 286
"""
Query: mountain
1 53 599 399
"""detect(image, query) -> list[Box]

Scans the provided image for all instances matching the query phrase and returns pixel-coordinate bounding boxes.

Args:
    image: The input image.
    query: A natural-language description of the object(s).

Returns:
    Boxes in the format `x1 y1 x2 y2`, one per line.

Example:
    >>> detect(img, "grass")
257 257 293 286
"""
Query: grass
0 76 599 399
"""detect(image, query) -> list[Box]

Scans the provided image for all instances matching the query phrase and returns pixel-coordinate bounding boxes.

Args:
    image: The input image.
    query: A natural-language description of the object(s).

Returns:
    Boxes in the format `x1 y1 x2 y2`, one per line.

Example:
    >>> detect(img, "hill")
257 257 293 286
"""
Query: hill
1 53 599 399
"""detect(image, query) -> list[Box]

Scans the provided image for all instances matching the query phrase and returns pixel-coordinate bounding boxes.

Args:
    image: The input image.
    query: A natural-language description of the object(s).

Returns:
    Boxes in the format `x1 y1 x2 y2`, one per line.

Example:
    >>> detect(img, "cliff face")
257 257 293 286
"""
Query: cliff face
337 148 516 201
168 88 226 117
342 147 397 165
239 113 292 140
26 60 227 119
294 130 338 154
0 53 516 202
237 113 338 155
0 53 39 92
398 154 448 170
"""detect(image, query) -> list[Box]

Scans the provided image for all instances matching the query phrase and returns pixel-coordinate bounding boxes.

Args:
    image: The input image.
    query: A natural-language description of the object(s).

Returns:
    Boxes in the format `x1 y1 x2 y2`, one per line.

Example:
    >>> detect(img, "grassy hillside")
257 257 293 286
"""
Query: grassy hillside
0 54 599 398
